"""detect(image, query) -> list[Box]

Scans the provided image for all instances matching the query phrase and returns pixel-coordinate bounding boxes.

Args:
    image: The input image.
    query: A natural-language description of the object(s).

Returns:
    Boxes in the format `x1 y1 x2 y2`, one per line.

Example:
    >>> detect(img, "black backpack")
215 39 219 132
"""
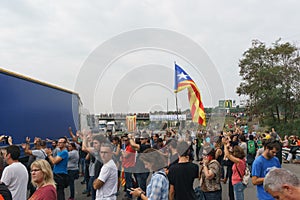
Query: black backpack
0 183 12 200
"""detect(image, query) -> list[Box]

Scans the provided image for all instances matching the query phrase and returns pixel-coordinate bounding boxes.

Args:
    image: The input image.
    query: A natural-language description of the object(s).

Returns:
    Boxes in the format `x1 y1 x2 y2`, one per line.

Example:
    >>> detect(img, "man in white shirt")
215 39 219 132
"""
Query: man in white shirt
1 145 28 200
93 143 118 200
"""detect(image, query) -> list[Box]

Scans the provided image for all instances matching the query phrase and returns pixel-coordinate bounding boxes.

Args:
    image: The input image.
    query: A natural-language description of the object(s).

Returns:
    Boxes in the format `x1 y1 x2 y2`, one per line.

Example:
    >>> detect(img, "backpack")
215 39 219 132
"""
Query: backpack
248 140 256 155
0 183 12 200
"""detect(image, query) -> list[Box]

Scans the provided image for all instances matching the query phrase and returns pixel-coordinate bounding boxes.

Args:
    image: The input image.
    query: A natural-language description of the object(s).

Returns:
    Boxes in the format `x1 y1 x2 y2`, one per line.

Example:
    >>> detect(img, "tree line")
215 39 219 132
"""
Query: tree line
237 39 300 135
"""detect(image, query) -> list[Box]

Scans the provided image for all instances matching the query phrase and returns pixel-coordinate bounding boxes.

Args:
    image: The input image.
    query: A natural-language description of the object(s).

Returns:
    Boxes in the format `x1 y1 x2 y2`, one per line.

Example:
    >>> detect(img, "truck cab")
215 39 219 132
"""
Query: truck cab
106 121 115 133
98 120 107 132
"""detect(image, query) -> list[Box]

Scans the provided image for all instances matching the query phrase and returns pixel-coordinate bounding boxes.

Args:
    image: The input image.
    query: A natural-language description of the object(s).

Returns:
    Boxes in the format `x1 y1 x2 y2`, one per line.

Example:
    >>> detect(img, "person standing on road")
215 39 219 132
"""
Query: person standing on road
128 132 151 200
166 139 179 168
224 142 247 200
199 145 222 200
246 135 257 172
251 139 281 200
121 134 136 200
28 159 57 200
93 143 118 200
168 141 199 200
82 133 109 199
130 148 169 200
1 145 28 200
22 137 48 197
264 168 300 200
67 142 79 200
46 137 69 200
194 132 203 161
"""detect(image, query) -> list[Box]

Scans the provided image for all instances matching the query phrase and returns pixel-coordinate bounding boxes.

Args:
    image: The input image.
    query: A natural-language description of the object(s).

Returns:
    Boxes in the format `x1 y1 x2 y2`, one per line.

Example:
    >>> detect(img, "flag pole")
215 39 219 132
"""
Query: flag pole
174 61 181 135
175 94 181 135
175 93 181 135
167 98 169 129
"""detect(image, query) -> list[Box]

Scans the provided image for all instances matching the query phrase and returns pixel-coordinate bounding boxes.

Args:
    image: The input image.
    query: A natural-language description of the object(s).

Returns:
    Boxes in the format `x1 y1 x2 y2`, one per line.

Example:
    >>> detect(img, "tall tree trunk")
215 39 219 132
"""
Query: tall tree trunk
276 105 280 123
271 108 276 123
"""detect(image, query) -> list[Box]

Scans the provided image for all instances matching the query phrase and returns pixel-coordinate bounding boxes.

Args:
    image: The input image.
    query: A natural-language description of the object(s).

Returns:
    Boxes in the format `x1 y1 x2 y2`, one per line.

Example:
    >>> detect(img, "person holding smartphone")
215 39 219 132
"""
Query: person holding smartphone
199 145 222 200
130 148 169 200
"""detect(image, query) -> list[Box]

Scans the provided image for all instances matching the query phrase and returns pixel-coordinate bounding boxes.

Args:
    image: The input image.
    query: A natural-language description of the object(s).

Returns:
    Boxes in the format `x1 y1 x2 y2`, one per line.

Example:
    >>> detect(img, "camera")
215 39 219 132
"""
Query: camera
2 135 9 144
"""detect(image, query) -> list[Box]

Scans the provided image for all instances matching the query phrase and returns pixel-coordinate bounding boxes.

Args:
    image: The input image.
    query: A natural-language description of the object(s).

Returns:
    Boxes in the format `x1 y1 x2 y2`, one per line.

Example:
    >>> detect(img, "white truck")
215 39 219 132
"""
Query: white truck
98 120 107 132
106 121 115 133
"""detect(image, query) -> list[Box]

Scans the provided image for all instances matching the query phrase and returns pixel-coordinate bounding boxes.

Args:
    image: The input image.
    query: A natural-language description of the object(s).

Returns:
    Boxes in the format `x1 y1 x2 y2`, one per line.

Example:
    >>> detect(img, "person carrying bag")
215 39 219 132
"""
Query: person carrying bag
224 142 247 200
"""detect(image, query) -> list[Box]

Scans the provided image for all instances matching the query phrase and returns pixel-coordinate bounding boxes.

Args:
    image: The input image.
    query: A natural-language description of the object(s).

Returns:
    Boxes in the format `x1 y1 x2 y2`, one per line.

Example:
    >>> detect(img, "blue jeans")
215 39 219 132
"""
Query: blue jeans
135 172 149 200
124 171 134 199
80 157 86 174
233 182 246 200
88 176 96 200
203 190 222 200
68 170 79 198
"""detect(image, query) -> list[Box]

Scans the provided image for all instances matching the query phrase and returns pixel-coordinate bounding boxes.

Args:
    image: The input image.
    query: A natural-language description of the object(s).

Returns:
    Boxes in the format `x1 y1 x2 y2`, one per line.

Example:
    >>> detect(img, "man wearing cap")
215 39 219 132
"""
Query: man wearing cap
128 132 151 199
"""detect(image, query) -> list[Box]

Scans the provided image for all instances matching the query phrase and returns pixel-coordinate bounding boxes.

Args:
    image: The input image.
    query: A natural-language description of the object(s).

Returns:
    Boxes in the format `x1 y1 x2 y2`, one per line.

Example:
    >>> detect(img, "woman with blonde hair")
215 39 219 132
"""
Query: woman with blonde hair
29 159 57 200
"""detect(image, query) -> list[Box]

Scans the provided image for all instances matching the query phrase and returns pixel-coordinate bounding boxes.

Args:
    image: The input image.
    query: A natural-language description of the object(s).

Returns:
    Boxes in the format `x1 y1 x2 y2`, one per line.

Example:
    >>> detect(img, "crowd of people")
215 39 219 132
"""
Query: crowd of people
0 125 299 200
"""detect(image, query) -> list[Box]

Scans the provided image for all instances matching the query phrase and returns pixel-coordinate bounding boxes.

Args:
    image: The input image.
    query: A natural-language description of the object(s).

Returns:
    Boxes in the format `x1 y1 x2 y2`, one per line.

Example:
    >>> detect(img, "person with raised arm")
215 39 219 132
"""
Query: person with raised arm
224 140 247 200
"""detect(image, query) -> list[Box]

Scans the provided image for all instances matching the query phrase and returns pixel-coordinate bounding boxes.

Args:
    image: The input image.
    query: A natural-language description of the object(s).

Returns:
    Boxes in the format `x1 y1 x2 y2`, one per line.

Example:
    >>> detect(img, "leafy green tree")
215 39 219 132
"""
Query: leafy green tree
237 39 300 134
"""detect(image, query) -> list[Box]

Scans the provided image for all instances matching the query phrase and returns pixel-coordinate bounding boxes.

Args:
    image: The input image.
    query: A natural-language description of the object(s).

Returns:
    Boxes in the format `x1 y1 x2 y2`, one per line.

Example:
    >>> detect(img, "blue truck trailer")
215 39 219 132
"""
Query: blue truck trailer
0 68 82 145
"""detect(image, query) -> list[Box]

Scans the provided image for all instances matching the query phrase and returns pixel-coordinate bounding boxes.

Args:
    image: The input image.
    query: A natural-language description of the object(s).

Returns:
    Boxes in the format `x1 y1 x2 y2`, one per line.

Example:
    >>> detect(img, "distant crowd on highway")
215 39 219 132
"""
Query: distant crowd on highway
0 124 300 200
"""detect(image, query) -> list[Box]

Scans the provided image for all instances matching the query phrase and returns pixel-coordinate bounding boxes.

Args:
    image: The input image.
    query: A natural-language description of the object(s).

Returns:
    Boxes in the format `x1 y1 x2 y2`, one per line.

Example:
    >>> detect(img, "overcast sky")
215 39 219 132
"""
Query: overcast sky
1 1 300 114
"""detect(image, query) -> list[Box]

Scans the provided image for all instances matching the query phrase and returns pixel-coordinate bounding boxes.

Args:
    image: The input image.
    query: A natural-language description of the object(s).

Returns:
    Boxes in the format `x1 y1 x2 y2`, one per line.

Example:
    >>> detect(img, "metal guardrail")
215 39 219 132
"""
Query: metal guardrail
97 114 213 121
282 147 300 160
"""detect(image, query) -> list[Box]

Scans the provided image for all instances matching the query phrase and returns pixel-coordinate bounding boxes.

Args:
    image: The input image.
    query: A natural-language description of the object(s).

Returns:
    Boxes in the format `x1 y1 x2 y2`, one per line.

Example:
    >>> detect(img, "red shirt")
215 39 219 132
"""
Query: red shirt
122 145 136 168
28 185 56 200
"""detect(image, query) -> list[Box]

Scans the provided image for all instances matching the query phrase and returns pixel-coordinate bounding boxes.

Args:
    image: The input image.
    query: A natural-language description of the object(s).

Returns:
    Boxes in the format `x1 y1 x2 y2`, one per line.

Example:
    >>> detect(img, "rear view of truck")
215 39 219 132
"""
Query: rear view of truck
0 68 81 145
98 120 107 132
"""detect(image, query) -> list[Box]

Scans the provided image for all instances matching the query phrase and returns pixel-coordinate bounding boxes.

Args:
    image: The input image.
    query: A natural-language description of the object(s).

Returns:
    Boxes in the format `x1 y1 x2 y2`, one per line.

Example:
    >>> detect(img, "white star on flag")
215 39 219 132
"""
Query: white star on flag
177 72 188 80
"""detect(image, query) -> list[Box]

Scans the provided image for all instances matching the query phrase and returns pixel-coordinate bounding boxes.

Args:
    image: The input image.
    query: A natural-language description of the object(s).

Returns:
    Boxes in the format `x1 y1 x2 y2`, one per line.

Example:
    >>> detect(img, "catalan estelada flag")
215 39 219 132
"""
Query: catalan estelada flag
174 63 206 126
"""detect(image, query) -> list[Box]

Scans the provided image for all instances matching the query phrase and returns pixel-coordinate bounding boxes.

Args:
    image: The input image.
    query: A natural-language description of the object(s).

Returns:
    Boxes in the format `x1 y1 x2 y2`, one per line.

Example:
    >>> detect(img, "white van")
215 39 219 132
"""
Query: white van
106 121 115 133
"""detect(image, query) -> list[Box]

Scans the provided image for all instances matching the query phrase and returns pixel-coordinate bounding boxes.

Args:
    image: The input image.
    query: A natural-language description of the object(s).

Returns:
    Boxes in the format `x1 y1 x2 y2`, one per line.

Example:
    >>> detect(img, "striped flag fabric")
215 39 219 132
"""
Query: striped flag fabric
119 168 126 187
174 63 206 126
126 115 136 132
